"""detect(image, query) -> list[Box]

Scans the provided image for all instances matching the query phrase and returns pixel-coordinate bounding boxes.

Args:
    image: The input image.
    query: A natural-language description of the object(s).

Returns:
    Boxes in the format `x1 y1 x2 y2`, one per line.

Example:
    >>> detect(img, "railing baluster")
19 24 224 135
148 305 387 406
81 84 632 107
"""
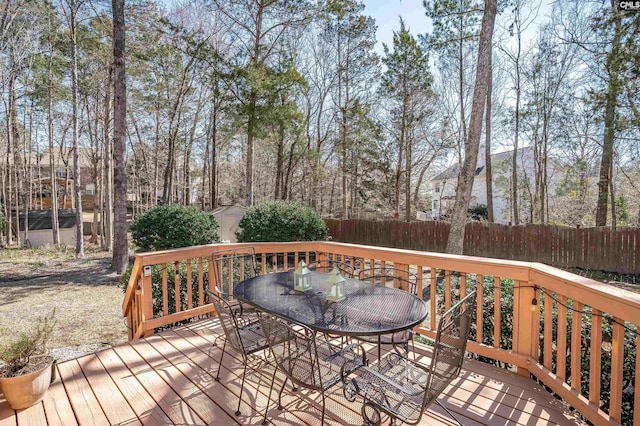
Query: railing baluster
543 289 554 369
556 295 568 380
430 268 436 330
460 273 466 301
208 255 215 292
570 301 583 392
493 277 501 348
589 309 602 406
283 252 288 271
476 274 483 343
610 318 625 423
186 259 193 310
162 264 168 316
445 270 451 310
261 253 266 274
198 257 204 306
174 261 181 313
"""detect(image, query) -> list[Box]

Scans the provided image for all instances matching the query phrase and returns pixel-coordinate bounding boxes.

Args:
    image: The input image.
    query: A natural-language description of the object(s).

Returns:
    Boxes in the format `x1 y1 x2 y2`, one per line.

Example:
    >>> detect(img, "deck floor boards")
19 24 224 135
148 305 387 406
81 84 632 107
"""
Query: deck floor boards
1 318 586 426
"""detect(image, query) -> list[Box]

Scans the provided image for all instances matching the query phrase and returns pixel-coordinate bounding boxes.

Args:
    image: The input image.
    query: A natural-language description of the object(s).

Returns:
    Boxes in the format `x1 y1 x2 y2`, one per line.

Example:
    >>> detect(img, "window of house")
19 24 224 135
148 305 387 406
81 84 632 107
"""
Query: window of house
56 170 66 178
433 200 439 211
85 184 95 195
435 184 440 193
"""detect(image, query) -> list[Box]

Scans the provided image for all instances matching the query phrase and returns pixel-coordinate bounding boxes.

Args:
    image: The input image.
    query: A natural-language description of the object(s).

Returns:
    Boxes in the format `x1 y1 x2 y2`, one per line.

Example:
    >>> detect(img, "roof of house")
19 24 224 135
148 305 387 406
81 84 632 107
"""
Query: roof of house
18 209 78 231
431 147 530 182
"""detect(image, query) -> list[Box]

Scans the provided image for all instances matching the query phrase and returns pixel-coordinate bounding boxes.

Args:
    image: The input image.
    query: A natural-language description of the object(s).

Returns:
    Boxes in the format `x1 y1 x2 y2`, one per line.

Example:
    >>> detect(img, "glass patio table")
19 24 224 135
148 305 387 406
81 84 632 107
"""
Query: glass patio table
233 271 429 339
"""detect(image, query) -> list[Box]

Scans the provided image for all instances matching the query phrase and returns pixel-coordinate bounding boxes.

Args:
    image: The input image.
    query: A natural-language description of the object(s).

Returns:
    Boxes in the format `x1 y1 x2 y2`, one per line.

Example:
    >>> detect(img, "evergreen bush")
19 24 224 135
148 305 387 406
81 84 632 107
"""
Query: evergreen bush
131 204 219 252
236 200 327 242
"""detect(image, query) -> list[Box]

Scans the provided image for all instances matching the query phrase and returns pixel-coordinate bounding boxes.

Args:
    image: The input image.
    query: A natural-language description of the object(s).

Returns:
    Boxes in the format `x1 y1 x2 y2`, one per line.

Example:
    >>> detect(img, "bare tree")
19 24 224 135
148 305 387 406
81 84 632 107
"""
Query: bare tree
112 0 127 273
446 0 497 254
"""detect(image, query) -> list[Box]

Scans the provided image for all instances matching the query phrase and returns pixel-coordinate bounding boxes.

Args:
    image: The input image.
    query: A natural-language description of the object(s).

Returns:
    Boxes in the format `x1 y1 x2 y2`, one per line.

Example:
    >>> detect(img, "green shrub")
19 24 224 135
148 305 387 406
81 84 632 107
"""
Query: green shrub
131 204 219 252
236 200 328 242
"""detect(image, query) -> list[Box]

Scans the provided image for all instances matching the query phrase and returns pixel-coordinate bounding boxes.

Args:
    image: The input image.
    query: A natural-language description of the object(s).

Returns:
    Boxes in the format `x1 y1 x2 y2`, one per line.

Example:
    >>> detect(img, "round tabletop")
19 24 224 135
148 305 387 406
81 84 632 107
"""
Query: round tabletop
233 271 429 337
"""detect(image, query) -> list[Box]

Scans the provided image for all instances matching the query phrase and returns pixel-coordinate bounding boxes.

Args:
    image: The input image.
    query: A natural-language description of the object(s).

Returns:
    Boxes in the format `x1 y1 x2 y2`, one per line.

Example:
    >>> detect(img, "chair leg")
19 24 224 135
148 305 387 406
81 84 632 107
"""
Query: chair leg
236 363 248 416
277 377 288 409
320 390 326 424
262 363 278 424
215 337 227 381
435 399 463 426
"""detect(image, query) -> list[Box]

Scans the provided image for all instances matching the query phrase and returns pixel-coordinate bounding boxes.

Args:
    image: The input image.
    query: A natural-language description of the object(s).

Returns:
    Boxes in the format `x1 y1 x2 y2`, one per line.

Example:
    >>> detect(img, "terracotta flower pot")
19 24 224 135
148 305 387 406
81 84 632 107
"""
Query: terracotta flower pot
0 355 54 410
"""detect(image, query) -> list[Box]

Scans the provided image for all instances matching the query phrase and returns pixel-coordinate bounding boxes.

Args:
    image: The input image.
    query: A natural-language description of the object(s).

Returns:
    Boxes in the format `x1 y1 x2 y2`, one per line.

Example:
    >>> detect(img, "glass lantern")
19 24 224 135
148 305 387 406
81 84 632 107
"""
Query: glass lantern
325 266 346 302
293 260 312 292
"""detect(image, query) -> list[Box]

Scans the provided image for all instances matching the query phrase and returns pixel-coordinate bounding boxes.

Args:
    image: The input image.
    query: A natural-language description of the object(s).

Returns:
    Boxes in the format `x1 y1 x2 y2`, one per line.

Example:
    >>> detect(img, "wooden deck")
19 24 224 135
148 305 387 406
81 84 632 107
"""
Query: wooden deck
0 318 586 426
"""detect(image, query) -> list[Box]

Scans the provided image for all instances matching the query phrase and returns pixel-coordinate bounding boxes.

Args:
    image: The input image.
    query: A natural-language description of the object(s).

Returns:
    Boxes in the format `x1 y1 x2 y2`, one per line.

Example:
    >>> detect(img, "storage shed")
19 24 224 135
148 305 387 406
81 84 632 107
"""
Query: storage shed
212 205 246 243
18 209 78 248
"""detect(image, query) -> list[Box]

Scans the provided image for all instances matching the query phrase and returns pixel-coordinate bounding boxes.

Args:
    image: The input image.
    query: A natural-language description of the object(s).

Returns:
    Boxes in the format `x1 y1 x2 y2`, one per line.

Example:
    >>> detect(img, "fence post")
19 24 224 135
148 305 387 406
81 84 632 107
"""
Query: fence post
140 272 154 338
512 280 539 377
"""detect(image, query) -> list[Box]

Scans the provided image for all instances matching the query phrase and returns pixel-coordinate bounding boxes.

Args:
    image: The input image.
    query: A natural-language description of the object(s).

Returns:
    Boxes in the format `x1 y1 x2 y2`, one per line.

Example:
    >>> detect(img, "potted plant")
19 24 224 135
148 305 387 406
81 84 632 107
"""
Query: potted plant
0 311 56 410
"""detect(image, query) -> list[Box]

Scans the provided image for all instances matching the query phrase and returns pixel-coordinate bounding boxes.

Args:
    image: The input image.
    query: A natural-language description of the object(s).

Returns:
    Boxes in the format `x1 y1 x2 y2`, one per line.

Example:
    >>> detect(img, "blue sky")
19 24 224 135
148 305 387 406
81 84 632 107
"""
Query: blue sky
361 0 431 55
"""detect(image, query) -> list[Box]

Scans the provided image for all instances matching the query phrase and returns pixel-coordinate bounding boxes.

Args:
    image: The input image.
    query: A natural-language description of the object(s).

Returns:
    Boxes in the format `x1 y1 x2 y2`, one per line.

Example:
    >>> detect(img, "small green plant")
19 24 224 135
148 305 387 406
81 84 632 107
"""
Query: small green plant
0 310 56 377
236 200 328 242
131 205 220 252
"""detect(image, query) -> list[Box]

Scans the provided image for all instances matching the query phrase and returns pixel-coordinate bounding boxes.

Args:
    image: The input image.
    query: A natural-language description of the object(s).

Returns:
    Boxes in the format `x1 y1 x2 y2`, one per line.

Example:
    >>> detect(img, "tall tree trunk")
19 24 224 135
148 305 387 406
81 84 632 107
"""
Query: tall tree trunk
48 53 60 246
595 1 621 226
9 71 21 246
446 0 497 254
103 66 113 250
511 12 521 226
112 0 128 273
404 132 412 222
485 51 494 222
69 0 83 256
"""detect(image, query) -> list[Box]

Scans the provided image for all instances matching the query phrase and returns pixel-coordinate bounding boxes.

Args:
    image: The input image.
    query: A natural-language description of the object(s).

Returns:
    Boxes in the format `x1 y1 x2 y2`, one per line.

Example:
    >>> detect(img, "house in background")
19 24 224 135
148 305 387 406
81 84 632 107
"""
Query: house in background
18 209 78 247
212 205 246 243
430 147 561 224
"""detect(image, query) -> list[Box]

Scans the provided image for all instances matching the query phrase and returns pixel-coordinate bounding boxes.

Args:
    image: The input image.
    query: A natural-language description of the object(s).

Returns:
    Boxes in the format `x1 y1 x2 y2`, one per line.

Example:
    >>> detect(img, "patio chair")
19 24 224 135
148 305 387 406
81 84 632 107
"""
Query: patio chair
356 267 419 360
210 247 260 320
259 315 366 424
342 290 476 426
204 287 269 416
309 259 355 277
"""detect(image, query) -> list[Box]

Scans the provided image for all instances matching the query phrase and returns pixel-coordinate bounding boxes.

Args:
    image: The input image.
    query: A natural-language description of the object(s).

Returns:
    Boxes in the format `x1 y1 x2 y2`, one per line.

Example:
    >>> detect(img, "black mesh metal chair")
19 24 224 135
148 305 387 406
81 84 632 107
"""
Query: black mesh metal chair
342 290 476 425
211 247 260 320
309 259 355 277
356 267 419 360
259 315 366 424
204 287 269 416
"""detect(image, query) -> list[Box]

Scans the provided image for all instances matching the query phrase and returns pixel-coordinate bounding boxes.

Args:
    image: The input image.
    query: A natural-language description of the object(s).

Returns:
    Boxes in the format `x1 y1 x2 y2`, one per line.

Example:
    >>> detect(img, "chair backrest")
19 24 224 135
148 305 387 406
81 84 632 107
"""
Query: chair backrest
424 290 476 406
211 247 258 300
204 288 245 353
259 316 328 391
358 267 418 295
310 259 354 277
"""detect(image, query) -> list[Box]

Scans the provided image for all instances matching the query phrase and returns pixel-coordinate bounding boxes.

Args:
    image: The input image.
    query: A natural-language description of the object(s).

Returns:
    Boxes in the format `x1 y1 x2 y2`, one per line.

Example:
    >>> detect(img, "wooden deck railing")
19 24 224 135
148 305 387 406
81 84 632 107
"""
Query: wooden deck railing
123 241 640 426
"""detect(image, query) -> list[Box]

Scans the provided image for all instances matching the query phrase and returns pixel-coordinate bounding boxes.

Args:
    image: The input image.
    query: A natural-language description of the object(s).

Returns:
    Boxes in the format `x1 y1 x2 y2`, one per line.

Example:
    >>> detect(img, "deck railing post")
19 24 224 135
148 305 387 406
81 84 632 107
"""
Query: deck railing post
512 280 538 377
140 271 154 338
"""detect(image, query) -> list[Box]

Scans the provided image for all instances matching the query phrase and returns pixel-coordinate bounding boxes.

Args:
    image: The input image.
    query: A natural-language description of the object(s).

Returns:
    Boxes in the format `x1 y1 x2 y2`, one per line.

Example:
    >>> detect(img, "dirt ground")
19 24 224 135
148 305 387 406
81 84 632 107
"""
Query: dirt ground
0 241 128 360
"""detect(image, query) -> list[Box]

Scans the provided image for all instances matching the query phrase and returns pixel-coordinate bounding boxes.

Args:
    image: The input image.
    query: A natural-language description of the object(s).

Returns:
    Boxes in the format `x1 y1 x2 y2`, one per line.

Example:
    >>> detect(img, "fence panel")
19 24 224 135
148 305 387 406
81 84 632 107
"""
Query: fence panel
325 219 640 273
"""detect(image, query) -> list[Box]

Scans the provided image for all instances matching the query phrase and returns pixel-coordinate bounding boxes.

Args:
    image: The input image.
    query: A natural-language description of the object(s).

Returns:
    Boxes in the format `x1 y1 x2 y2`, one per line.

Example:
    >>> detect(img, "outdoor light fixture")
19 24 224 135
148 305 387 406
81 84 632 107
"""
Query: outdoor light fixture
326 266 346 302
601 331 612 352
293 260 312 292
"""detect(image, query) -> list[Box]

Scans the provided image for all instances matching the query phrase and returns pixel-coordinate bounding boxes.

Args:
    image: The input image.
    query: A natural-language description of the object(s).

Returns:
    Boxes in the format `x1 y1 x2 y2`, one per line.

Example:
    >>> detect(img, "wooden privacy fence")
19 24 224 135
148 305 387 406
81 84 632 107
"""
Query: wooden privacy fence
325 219 640 274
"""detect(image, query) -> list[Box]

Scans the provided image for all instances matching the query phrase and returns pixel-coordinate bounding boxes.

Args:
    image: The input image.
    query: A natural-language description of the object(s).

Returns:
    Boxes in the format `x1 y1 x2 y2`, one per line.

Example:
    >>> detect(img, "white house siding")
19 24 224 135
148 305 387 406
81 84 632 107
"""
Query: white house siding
430 148 551 224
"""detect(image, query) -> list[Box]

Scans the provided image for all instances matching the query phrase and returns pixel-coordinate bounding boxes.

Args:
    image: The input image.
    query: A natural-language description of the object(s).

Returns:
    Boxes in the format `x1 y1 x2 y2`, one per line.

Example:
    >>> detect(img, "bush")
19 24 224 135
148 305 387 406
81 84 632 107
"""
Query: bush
131 204 219 252
236 200 328 242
